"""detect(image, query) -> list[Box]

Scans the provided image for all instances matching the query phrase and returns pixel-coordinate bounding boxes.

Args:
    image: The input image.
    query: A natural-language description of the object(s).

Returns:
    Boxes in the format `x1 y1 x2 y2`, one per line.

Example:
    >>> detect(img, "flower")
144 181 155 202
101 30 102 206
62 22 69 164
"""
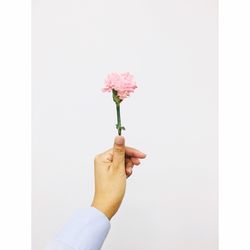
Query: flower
102 72 137 100
102 72 138 135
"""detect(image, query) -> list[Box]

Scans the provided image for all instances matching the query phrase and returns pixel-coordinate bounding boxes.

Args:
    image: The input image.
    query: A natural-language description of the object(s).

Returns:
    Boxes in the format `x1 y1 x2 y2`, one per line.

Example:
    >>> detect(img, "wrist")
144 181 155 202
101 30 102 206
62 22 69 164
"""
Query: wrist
91 200 115 220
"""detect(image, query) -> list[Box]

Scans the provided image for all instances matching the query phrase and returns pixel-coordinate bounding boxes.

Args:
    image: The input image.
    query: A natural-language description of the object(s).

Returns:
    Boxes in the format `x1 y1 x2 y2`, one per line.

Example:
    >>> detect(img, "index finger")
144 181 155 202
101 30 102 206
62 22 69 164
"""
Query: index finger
125 147 146 159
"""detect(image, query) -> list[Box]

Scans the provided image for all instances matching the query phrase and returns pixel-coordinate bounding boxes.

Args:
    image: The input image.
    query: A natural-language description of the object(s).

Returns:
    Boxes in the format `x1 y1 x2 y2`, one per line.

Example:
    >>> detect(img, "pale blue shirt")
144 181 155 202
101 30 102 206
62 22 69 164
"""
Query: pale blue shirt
44 207 111 250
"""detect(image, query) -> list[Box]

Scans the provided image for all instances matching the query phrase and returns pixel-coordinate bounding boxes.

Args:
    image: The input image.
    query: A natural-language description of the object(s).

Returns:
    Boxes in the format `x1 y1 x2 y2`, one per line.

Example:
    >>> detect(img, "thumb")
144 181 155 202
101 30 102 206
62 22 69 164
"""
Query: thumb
112 136 125 168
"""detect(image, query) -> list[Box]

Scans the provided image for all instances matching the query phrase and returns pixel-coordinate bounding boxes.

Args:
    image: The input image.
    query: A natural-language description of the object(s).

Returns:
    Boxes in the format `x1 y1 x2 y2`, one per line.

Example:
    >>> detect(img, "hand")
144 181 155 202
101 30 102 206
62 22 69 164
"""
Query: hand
91 136 146 220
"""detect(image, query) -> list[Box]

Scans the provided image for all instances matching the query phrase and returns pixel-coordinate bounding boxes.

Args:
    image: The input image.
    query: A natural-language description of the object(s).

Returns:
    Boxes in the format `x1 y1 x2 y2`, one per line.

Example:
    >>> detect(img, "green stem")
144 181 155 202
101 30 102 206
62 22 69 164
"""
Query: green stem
112 89 124 135
116 103 122 135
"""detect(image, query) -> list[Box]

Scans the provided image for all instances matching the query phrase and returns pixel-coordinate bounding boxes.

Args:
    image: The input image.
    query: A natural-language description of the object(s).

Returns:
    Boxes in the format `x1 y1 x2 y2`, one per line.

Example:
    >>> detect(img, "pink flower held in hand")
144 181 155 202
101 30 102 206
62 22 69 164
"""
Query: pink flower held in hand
102 72 137 100
102 72 138 135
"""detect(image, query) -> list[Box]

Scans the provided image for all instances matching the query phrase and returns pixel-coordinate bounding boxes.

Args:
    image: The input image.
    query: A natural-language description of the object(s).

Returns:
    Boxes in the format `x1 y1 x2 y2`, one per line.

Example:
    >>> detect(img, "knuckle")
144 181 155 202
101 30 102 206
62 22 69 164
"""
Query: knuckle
94 154 101 163
114 146 125 154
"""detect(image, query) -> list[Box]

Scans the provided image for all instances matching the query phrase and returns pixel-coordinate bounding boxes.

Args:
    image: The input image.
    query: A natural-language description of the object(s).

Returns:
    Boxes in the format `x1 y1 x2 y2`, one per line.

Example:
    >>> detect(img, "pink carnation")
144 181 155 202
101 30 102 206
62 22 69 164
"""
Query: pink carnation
102 72 137 100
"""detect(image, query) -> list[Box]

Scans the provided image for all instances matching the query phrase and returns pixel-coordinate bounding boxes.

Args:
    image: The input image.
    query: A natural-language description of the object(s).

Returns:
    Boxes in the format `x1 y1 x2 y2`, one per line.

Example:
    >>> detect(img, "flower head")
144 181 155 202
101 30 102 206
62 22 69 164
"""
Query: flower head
102 72 137 100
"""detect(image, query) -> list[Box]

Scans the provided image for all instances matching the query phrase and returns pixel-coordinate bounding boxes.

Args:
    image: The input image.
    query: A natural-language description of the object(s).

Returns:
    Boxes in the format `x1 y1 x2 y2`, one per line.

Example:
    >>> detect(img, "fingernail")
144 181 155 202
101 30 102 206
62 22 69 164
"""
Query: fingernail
115 136 125 145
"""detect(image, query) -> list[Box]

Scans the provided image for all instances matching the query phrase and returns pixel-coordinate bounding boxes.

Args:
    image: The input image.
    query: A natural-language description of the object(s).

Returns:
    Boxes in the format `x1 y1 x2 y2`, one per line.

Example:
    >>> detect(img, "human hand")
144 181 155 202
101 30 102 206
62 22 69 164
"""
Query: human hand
91 136 146 220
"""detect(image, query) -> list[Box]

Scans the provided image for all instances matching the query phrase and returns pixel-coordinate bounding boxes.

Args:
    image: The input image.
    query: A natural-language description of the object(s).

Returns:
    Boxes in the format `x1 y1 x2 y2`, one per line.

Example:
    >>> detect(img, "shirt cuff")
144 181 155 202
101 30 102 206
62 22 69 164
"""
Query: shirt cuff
54 207 111 250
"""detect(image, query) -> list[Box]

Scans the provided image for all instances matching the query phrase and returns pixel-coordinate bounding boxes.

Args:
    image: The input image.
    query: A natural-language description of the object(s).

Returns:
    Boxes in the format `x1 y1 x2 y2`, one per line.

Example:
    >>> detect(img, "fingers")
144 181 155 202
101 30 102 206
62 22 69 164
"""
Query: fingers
125 147 146 159
125 157 143 178
126 170 133 178
130 157 141 165
112 136 125 168
99 141 146 175
125 158 133 176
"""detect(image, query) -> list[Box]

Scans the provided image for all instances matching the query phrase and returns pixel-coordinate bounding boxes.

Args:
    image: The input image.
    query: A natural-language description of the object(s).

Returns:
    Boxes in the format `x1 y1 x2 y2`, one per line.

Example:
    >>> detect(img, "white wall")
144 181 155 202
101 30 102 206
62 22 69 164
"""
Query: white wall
32 0 217 249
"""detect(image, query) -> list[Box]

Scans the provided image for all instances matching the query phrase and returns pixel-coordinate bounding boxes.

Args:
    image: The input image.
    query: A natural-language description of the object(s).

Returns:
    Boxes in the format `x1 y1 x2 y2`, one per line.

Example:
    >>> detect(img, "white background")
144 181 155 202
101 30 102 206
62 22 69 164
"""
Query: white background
32 0 217 249
1 1 249 250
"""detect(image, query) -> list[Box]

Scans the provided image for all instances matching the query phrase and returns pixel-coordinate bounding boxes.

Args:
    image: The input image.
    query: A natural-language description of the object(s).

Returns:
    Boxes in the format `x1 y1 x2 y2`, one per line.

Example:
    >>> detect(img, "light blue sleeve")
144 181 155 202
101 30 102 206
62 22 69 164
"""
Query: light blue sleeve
44 207 111 250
